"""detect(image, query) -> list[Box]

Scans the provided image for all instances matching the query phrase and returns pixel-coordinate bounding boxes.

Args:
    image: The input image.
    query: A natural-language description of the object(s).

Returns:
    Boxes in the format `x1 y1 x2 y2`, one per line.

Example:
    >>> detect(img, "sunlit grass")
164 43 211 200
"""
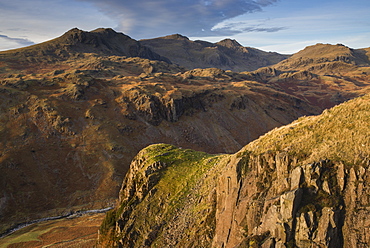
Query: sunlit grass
244 93 370 166
0 223 55 246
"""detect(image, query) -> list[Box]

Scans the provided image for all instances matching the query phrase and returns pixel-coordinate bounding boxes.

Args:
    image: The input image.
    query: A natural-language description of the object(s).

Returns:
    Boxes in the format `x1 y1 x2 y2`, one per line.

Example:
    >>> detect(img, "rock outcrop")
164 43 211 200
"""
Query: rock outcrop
212 154 346 248
101 94 370 247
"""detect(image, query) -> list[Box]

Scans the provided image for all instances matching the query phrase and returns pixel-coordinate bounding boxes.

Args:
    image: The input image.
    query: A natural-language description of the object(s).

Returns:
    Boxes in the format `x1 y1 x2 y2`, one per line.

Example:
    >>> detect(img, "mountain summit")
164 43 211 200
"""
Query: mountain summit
274 43 370 71
159 34 190 40
216 38 243 48
58 28 168 60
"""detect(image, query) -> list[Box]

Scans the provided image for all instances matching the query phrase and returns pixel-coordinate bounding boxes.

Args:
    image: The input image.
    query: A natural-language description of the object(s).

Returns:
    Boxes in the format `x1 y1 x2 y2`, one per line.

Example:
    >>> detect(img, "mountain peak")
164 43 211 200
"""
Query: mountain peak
140 35 288 71
162 34 190 40
91 27 117 34
273 42 370 70
216 38 243 48
65 27 83 33
295 43 353 58
60 27 132 45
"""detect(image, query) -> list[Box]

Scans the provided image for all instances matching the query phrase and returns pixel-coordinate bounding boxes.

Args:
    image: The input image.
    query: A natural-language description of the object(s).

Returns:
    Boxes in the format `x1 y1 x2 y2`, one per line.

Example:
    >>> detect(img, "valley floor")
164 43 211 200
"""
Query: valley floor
0 213 105 248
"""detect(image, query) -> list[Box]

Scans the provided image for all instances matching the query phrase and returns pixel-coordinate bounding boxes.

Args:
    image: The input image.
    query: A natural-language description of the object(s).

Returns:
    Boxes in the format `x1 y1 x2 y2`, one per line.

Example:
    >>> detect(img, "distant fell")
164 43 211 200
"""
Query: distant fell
243 43 370 109
140 34 289 72
160 34 190 40
216 38 243 48
274 43 370 72
0 28 170 64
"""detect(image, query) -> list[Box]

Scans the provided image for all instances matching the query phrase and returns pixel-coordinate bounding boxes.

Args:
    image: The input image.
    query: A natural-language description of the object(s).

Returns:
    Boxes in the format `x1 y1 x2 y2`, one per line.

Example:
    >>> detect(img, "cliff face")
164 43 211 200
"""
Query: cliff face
213 153 347 247
98 143 228 247
102 94 370 247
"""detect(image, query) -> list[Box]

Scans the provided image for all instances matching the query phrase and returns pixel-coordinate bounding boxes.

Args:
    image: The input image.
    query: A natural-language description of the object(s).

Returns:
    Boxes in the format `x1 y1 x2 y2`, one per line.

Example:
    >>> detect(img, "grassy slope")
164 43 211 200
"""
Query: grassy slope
243 93 370 166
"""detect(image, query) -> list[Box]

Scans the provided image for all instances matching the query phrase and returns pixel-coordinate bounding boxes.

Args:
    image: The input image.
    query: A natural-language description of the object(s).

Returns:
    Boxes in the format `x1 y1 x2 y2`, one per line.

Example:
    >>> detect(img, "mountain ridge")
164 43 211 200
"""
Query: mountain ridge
140 33 289 72
2 28 370 74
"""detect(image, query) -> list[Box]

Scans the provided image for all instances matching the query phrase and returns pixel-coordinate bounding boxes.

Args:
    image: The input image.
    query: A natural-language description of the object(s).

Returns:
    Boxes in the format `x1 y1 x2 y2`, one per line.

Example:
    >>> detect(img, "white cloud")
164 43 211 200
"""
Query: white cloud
0 34 35 51
79 0 279 38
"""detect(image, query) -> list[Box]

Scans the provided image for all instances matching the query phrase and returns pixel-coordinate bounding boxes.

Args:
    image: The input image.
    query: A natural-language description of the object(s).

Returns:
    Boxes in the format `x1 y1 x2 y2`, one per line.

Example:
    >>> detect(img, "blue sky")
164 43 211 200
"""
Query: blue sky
0 0 369 53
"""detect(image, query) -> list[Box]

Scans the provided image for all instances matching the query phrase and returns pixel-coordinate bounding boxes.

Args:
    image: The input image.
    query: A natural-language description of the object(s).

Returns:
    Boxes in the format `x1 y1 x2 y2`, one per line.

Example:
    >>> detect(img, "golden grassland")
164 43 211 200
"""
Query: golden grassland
244 93 370 166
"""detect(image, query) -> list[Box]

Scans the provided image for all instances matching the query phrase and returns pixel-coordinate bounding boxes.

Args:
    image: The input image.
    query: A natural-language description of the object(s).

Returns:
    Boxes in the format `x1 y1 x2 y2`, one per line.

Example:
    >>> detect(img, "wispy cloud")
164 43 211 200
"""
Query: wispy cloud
0 34 35 50
79 0 279 38
0 34 35 46
212 20 286 35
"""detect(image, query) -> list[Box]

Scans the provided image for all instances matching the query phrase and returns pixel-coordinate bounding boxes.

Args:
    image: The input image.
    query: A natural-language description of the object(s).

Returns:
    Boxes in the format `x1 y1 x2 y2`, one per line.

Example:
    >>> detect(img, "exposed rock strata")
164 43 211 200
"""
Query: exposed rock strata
105 149 359 247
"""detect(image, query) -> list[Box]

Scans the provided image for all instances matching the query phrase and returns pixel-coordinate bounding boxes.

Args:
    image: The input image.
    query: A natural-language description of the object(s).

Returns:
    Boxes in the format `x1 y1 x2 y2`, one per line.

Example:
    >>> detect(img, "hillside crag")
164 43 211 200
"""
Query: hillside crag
101 94 370 247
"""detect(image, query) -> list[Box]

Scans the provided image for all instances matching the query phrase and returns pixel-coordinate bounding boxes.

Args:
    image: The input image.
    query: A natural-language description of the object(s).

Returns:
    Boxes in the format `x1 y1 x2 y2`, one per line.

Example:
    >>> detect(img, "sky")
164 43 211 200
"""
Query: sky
0 0 369 54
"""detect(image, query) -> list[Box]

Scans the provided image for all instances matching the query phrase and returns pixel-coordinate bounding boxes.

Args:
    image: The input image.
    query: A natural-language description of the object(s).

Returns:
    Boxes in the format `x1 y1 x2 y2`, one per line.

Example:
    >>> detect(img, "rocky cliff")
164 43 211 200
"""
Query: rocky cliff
101 93 370 247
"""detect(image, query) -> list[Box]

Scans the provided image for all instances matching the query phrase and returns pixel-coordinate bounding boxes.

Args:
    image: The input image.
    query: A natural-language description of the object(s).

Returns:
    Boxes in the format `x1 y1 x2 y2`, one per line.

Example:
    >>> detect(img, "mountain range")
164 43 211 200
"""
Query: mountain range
0 28 369 247
140 34 289 71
